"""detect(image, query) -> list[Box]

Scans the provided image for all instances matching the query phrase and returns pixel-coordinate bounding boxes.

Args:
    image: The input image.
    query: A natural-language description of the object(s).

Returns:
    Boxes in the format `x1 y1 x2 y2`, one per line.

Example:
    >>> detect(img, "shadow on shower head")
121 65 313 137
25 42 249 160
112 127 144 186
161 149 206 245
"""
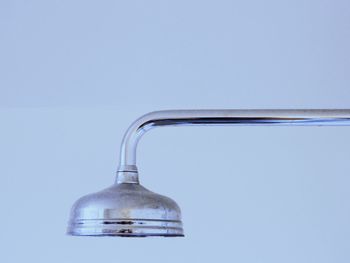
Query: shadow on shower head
67 109 350 237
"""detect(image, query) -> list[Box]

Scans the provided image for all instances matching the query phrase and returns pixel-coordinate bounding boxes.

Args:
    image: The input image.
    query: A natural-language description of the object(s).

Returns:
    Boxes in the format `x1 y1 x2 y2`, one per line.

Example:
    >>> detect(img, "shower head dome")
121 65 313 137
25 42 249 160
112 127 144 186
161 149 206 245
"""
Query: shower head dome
67 183 184 237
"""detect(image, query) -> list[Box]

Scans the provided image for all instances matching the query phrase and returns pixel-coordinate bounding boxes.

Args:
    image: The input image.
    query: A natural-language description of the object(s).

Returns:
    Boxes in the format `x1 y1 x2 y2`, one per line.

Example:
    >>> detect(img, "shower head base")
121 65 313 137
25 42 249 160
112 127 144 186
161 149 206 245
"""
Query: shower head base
67 218 184 237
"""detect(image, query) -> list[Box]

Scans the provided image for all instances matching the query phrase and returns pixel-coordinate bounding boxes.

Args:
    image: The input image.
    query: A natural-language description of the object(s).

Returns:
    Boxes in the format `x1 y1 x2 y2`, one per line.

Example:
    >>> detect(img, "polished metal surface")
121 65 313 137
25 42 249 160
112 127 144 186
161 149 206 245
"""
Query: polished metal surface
67 183 183 237
117 109 350 179
68 109 350 237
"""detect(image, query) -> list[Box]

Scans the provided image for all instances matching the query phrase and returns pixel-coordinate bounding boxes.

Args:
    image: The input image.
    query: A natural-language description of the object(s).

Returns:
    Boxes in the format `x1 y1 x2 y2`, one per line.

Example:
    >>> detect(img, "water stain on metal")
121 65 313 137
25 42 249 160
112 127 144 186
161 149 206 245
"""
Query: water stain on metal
103 221 134 225
116 221 134 225
118 229 133 234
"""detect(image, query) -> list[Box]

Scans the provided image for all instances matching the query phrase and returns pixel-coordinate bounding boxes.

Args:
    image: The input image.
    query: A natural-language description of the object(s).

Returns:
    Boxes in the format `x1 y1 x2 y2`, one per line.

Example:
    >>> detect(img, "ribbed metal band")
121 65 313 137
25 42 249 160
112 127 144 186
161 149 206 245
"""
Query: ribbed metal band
67 218 184 237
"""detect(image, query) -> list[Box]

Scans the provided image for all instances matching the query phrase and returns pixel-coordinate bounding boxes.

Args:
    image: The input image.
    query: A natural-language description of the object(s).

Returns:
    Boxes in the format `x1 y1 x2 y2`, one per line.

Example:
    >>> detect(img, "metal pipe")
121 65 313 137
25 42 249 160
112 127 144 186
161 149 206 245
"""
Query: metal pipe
116 109 350 183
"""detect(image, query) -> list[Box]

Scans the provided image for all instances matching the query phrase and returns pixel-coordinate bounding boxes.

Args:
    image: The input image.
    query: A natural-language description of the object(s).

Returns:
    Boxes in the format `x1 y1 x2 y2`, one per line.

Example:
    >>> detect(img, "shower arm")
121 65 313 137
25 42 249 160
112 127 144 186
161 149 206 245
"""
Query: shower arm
116 109 350 184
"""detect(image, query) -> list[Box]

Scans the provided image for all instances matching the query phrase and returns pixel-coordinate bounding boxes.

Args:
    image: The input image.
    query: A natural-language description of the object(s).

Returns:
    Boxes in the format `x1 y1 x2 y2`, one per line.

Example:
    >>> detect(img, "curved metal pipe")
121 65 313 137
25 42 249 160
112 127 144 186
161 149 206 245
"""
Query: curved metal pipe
116 109 350 183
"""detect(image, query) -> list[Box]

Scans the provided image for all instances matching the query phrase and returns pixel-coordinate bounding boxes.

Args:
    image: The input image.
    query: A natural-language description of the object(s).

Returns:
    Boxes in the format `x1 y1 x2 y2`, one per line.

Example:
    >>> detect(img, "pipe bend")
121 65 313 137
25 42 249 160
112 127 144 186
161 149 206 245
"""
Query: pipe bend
117 111 174 174
117 109 231 173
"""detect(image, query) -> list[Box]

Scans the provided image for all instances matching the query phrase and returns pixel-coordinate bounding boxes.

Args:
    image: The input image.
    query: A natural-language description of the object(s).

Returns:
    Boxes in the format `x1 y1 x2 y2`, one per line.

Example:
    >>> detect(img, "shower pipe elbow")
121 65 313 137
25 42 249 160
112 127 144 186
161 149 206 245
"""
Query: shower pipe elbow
117 110 169 175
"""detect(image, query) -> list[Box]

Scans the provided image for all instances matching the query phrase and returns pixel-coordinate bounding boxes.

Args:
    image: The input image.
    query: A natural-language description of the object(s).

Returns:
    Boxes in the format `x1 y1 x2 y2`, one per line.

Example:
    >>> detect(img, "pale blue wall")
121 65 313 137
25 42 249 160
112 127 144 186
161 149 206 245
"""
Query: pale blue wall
1 1 350 262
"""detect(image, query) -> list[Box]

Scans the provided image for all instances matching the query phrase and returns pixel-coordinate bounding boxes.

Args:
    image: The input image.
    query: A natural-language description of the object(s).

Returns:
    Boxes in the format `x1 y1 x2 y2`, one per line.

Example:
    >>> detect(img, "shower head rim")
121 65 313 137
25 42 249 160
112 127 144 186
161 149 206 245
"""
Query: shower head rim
67 217 184 237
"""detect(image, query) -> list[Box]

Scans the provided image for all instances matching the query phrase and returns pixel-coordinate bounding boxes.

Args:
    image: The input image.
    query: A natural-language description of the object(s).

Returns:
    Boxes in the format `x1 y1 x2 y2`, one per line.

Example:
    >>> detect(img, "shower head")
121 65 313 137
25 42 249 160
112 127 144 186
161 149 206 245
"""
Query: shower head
67 109 350 237
67 181 184 237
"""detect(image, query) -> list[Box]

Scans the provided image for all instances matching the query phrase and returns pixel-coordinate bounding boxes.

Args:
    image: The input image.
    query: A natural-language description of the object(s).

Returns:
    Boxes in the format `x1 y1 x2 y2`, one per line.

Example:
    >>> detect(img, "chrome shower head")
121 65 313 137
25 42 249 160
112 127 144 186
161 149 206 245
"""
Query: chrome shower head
67 182 184 237
67 109 350 237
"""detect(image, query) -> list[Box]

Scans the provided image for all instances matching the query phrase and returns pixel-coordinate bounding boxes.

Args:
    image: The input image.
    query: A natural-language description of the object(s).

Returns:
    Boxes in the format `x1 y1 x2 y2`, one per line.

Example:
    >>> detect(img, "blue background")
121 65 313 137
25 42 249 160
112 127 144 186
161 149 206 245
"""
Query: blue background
1 0 350 262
